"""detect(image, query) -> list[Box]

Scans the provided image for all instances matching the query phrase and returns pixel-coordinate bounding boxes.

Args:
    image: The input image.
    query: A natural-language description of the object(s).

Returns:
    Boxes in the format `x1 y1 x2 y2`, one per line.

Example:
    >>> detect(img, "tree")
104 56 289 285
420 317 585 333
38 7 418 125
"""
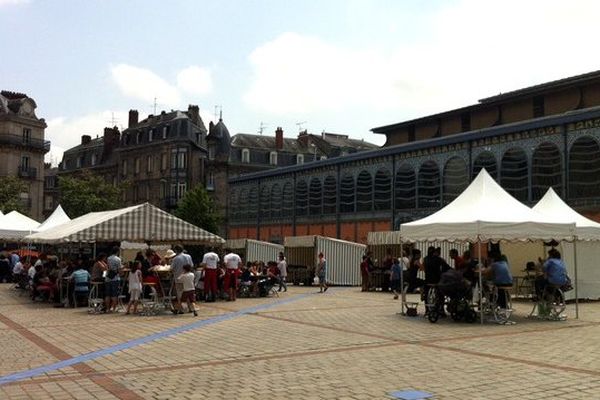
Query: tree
59 171 125 218
0 175 28 215
174 185 220 234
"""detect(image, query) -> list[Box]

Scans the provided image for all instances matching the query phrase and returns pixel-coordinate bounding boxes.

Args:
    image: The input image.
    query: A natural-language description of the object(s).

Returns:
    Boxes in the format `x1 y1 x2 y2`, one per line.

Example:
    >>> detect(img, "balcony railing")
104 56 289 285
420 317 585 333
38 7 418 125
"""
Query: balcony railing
0 133 51 152
18 166 37 179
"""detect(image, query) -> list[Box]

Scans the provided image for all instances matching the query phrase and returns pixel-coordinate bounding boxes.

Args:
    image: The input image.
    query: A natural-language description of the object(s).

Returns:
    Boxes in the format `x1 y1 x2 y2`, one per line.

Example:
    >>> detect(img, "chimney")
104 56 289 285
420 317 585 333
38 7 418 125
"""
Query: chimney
188 104 200 126
102 126 120 161
297 130 309 146
275 127 284 150
81 135 91 145
128 110 139 128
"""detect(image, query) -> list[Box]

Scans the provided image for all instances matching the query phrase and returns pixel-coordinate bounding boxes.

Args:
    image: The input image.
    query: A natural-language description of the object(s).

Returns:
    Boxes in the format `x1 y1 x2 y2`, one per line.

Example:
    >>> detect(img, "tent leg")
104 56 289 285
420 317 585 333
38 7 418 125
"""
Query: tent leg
478 240 483 325
93 243 97 260
400 240 405 315
574 240 579 319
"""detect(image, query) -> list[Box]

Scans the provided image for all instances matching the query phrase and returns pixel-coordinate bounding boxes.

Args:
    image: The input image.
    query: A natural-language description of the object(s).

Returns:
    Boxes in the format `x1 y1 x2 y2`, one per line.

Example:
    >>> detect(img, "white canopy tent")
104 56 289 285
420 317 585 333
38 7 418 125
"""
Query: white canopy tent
532 188 600 301
25 202 225 245
401 169 576 243
400 169 577 321
0 210 40 240
37 205 71 232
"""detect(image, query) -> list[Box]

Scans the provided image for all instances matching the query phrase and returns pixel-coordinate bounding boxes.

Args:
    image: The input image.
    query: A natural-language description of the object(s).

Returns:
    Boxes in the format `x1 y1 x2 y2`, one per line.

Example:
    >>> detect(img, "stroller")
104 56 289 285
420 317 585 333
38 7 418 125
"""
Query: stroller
257 276 278 297
437 269 477 323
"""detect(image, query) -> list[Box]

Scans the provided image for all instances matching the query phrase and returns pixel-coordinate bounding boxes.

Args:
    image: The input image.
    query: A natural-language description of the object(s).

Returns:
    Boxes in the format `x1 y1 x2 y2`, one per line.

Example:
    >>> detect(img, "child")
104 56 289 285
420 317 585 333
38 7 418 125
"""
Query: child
390 258 402 300
178 264 198 316
126 262 142 315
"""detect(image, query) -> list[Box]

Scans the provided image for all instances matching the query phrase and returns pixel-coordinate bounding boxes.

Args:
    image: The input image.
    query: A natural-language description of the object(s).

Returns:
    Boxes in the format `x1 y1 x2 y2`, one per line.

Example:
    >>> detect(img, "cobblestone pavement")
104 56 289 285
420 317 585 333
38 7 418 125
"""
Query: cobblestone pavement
1 283 600 399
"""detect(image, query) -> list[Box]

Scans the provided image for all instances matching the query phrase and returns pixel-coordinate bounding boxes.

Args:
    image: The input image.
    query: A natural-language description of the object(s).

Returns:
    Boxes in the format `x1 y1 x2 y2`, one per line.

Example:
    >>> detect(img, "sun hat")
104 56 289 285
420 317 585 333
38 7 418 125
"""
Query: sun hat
164 249 176 259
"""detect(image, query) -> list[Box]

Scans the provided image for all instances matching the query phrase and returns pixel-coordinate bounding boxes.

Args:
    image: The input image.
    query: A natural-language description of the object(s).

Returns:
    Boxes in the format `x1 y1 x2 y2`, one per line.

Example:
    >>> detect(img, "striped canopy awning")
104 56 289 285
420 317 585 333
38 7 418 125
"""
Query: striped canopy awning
25 203 225 245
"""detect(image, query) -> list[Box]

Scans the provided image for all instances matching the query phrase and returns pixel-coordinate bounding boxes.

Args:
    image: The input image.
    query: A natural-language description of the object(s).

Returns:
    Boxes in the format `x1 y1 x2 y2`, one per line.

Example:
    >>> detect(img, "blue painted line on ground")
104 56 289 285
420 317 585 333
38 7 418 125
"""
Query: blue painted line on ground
0 291 321 386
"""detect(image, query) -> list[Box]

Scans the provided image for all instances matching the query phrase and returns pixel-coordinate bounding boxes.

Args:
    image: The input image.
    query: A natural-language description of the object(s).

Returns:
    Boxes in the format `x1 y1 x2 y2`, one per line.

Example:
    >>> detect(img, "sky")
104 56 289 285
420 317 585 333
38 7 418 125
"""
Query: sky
2 0 600 166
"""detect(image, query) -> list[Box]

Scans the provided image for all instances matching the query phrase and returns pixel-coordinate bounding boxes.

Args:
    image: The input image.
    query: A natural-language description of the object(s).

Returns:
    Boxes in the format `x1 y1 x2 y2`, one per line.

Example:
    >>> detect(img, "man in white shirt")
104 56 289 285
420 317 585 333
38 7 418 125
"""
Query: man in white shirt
277 252 288 292
201 249 219 302
223 249 242 301
171 245 193 314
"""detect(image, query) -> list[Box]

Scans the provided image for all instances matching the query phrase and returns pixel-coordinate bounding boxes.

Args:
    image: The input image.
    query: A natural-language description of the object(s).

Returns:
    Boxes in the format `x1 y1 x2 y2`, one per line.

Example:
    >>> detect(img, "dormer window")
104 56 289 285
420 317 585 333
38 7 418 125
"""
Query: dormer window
242 148 250 163
162 126 168 139
296 154 304 165
76 156 83 168
208 145 215 161
320 155 327 160
269 151 278 166
136 131 142 144
91 154 97 166
149 129 154 142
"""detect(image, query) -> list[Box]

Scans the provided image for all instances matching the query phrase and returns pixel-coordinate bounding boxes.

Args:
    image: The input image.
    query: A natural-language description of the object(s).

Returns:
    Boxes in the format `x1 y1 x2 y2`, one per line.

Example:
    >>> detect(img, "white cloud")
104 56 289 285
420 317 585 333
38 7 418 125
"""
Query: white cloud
0 0 29 7
244 33 402 114
111 64 181 108
44 111 128 166
244 1 600 119
177 66 213 96
110 64 213 108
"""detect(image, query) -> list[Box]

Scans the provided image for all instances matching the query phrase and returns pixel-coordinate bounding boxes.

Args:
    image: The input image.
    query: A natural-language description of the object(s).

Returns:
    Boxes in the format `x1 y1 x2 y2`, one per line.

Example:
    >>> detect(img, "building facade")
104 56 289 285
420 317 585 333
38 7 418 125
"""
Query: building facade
228 70 600 244
0 90 49 220
206 120 378 234
58 106 208 211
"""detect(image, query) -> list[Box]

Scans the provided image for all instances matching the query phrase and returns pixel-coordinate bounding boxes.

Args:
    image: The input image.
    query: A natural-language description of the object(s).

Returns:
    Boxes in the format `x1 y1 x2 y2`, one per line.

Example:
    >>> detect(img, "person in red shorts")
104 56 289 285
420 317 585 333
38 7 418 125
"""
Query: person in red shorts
177 264 198 316
201 249 219 302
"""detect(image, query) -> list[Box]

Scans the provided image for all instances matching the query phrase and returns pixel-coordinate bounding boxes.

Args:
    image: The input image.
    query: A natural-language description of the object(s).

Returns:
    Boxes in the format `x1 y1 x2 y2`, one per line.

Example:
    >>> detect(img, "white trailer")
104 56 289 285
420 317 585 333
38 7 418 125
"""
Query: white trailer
284 235 366 285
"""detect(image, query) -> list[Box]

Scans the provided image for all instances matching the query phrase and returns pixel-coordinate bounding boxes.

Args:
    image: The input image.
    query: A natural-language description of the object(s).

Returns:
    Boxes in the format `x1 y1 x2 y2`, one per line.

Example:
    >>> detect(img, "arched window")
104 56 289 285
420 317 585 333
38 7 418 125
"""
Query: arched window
295 180 308 216
395 164 416 210
569 137 600 199
356 170 373 212
443 157 468 204
374 168 391 211
418 161 440 208
282 182 294 217
309 178 322 215
500 148 528 202
323 175 337 214
532 142 562 201
473 151 497 180
340 174 355 213
271 184 282 217
238 189 248 221
259 185 270 219
248 187 258 220
297 154 304 164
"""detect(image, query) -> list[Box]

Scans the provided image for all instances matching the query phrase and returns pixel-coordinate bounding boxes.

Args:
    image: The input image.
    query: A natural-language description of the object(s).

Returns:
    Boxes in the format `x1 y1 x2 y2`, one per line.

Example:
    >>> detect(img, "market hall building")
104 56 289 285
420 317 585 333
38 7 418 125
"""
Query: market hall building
227 70 600 244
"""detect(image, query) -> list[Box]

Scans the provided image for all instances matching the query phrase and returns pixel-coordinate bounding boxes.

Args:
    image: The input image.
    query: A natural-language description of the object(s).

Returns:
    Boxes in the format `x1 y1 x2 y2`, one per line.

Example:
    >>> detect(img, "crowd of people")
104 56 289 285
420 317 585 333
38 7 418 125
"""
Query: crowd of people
360 245 570 308
3 245 299 316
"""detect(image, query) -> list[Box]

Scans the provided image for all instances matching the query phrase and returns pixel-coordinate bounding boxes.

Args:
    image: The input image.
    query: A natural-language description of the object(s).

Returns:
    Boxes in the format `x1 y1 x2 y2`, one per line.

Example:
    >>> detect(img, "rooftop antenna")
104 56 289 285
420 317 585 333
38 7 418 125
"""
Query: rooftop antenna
107 112 119 127
296 121 307 132
258 122 267 135
153 97 158 114
214 105 222 121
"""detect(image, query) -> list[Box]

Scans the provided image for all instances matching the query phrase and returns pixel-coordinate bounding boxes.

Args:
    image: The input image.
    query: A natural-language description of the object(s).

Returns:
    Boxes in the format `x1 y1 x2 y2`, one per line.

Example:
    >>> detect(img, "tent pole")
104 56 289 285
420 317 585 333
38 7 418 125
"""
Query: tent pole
93 242 97 260
574 239 579 319
478 240 483 325
400 239 405 315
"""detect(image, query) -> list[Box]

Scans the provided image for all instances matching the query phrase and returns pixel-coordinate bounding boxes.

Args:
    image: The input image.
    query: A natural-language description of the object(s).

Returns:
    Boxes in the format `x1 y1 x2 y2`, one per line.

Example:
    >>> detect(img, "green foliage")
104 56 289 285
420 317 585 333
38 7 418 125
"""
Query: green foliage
174 185 220 234
0 175 28 215
58 171 125 218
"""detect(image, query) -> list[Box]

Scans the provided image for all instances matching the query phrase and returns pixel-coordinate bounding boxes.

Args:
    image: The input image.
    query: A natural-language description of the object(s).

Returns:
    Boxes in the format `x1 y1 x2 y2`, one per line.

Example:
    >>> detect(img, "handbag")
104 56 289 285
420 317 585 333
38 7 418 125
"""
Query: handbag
561 276 573 292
